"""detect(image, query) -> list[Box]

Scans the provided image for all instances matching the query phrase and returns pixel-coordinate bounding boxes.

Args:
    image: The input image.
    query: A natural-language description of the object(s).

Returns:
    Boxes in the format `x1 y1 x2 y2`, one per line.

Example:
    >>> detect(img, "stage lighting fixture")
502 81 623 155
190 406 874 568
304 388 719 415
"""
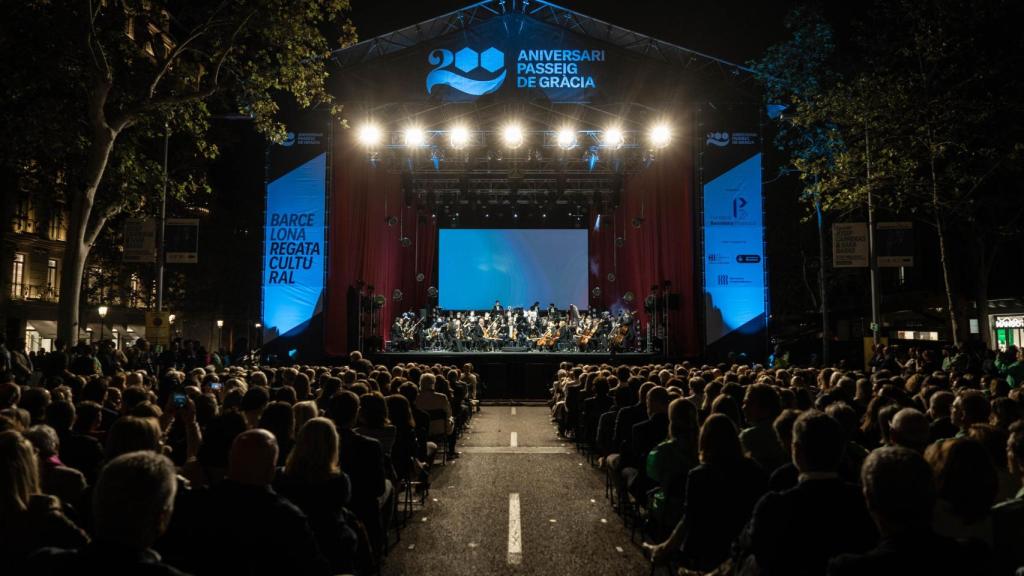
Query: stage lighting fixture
556 127 576 149
357 122 382 147
502 123 525 149
450 124 471 149
404 126 427 147
649 123 672 148
602 127 624 149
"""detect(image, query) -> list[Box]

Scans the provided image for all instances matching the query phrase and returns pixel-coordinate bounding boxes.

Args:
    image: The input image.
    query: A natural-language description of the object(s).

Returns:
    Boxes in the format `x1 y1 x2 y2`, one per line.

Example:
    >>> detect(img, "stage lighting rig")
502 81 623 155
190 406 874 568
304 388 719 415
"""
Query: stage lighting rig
502 123 525 149
404 126 427 147
602 126 624 149
450 124 471 149
649 123 672 148
357 122 382 147
556 127 576 149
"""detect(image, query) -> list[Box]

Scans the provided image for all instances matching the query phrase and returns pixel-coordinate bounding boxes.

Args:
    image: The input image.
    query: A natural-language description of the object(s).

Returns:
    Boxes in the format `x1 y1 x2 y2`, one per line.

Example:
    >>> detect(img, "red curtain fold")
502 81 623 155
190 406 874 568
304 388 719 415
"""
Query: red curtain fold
588 132 698 357
325 142 437 356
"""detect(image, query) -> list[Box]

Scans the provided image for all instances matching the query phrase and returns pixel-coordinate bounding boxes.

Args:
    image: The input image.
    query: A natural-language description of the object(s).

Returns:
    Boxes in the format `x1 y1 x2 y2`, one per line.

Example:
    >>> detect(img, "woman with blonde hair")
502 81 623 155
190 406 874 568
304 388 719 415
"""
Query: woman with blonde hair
0 431 88 571
275 417 359 573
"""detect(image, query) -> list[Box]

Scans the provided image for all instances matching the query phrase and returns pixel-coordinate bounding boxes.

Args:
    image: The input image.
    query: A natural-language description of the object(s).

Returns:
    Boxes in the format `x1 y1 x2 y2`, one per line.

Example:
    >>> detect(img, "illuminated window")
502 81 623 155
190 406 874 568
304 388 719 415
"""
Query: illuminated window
48 206 67 241
11 253 25 298
14 198 35 234
130 274 142 308
46 259 58 300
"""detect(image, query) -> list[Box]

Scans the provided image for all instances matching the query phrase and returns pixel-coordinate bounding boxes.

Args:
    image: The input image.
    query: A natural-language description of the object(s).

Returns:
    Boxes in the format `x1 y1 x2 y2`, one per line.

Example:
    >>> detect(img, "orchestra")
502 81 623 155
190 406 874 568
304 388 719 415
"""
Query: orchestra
390 305 638 353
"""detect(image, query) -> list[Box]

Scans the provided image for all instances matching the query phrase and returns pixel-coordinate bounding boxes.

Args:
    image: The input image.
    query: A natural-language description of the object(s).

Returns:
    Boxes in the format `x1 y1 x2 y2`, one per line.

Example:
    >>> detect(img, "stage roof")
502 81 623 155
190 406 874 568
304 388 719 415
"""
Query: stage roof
330 0 756 88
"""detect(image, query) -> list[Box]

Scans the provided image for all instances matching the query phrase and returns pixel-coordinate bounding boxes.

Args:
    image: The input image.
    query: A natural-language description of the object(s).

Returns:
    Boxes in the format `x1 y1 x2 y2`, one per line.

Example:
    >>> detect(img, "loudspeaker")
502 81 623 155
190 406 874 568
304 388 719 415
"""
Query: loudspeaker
501 346 529 353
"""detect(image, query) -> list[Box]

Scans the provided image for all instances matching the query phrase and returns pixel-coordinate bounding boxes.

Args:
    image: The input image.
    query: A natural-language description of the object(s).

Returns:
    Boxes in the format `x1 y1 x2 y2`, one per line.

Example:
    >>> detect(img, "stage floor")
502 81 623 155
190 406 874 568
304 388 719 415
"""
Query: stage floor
368 351 661 399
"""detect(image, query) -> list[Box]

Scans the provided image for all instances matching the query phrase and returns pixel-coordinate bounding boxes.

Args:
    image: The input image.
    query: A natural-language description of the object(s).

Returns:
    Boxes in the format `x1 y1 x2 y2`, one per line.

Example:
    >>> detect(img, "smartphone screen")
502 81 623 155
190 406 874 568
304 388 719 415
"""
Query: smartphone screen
173 392 187 408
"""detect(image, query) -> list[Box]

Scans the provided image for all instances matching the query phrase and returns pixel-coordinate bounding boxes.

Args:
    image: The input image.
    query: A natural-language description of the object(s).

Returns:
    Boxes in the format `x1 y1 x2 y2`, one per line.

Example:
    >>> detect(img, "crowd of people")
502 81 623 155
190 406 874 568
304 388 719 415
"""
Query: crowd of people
551 344 1024 575
0 340 478 576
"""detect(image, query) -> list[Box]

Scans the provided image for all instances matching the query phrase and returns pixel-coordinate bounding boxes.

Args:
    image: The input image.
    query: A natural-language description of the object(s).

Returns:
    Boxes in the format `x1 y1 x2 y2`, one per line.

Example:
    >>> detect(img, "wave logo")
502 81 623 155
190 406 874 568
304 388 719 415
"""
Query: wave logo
706 132 730 147
426 47 506 96
280 132 296 147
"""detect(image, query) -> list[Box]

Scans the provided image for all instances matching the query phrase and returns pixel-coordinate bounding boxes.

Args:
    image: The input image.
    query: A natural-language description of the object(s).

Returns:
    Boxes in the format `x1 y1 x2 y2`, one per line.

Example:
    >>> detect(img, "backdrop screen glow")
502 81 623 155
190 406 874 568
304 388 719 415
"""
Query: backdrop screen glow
439 229 588 310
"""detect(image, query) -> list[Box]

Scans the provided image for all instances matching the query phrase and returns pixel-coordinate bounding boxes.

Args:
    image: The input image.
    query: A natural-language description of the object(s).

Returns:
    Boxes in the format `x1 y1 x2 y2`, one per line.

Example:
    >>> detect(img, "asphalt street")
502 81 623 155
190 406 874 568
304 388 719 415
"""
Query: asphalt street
381 405 651 576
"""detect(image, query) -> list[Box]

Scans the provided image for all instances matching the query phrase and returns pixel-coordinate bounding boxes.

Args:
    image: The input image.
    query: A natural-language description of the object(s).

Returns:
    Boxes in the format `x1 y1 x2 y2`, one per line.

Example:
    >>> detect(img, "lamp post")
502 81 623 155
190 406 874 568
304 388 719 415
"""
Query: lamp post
216 319 224 351
98 305 109 341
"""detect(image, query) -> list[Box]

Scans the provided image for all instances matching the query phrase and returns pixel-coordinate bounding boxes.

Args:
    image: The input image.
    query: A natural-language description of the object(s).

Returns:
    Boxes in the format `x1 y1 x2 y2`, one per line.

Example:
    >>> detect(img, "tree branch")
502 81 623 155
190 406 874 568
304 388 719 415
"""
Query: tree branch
113 8 258 130
84 203 122 248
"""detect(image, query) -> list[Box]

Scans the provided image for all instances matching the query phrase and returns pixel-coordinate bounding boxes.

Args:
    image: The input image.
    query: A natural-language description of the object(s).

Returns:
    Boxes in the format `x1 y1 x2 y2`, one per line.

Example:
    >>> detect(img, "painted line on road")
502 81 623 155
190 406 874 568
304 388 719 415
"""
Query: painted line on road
510 431 518 447
508 493 522 565
460 446 570 454
511 406 517 415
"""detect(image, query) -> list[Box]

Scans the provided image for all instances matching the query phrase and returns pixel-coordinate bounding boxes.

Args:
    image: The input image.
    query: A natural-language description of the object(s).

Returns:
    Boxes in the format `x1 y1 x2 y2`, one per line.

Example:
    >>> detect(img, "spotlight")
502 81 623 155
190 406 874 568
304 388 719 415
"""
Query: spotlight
404 126 426 147
502 123 524 149
556 127 576 149
602 127 624 149
649 123 671 148
357 122 382 147
450 124 471 149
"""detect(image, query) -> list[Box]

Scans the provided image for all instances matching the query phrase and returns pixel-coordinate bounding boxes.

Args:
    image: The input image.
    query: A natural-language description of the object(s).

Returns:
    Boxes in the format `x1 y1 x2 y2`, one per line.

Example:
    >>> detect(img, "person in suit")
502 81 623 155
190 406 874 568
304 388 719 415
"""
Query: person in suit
740 410 878 575
329 391 387 557
646 414 768 572
627 386 671 500
197 429 329 576
827 447 989 576
596 385 633 456
581 376 613 445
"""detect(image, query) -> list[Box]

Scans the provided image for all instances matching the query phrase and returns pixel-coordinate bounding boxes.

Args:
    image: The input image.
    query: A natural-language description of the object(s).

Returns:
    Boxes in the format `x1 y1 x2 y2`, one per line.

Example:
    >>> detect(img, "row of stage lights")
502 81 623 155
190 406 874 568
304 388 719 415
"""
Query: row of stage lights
355 121 673 151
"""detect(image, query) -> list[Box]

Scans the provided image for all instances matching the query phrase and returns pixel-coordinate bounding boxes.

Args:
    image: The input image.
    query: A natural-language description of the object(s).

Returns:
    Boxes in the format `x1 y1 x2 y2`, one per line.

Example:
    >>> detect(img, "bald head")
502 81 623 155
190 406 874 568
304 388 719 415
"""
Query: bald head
228 429 278 486
889 408 930 453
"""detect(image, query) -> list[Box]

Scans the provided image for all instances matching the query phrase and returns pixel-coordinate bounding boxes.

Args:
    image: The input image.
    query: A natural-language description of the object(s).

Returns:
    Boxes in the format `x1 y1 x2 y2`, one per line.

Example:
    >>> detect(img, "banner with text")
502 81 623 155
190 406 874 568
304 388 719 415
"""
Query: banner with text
262 128 326 343
832 222 869 268
701 103 766 347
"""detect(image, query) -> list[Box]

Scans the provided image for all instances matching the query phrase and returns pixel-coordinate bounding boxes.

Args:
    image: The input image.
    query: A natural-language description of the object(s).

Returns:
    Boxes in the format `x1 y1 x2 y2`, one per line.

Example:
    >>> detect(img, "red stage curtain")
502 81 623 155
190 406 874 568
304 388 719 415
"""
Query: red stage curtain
588 133 698 357
324 142 436 356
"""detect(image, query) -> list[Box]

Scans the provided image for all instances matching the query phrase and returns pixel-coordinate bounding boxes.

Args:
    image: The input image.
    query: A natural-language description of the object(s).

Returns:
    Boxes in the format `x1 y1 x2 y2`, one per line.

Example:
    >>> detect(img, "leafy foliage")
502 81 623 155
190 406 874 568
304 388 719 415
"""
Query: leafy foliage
0 0 356 342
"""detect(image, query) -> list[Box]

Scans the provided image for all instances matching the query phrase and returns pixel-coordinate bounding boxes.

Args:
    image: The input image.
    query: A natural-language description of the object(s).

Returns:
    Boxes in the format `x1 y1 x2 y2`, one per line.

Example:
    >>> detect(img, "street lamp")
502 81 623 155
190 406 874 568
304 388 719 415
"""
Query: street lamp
216 319 224 351
98 305 108 341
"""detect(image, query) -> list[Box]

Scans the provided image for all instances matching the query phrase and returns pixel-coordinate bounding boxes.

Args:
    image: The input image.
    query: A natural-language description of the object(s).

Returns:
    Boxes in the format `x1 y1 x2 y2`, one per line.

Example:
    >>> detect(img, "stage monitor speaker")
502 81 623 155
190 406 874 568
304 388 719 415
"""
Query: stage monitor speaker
501 346 529 353
667 293 680 310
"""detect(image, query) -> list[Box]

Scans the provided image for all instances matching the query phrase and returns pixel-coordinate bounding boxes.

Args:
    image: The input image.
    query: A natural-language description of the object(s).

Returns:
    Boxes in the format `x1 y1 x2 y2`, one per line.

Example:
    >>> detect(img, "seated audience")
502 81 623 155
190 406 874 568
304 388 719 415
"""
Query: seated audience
0 430 88 573
648 413 768 571
740 410 877 574
828 446 989 575
201 429 329 576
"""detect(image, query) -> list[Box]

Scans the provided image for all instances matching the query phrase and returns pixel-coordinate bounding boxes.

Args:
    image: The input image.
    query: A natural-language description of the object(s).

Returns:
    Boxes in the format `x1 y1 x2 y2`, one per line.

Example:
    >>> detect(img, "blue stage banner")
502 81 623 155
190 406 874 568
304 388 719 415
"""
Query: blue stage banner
701 105 766 347
333 14 683 106
262 131 326 343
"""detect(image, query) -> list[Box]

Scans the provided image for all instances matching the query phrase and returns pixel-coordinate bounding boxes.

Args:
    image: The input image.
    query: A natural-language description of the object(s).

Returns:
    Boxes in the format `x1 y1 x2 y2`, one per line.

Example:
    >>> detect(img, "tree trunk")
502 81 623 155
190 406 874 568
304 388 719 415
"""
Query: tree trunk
929 148 959 345
56 122 118 346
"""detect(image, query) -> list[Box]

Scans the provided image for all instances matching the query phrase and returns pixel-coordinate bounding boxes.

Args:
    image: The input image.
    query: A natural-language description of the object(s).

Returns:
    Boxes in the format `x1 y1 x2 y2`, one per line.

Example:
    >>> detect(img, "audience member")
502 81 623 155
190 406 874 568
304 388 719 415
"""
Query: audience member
828 447 988 575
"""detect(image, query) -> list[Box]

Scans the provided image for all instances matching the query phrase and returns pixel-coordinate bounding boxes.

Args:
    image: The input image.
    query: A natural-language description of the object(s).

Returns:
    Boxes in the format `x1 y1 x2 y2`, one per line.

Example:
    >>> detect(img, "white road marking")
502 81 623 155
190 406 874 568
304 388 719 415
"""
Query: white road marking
510 431 518 447
508 493 522 565
511 406 517 415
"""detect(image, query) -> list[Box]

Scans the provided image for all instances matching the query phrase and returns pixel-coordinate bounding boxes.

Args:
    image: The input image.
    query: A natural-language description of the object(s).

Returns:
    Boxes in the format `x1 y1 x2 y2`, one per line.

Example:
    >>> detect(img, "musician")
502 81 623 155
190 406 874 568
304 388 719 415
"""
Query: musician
493 300 503 313
547 302 558 320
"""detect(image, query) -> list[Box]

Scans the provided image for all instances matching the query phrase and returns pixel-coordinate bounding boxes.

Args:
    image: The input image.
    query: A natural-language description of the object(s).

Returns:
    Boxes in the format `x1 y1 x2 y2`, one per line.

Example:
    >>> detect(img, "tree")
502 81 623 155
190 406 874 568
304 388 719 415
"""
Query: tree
755 0 1024 345
0 0 356 345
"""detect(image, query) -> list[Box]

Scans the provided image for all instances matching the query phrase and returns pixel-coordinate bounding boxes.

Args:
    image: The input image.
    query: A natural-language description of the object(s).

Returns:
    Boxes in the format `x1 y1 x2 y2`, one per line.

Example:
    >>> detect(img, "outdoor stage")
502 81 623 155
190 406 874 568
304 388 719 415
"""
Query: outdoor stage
260 1 769 365
369 351 660 399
